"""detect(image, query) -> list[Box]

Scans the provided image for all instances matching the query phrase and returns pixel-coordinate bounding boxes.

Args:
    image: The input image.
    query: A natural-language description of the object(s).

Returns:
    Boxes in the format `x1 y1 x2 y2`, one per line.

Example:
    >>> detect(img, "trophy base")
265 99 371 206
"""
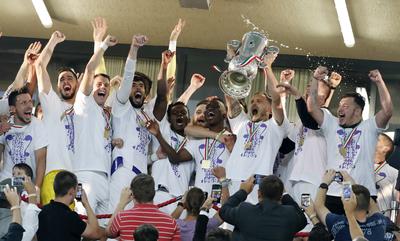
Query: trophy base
219 70 252 99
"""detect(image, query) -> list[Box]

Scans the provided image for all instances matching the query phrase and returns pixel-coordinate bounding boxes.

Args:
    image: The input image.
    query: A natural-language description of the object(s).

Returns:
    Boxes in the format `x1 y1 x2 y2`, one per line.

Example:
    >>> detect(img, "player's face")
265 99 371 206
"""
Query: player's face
249 94 271 122
58 71 78 100
169 105 190 132
193 104 207 127
13 93 33 124
129 81 146 108
337 97 361 126
204 101 224 127
92 76 110 106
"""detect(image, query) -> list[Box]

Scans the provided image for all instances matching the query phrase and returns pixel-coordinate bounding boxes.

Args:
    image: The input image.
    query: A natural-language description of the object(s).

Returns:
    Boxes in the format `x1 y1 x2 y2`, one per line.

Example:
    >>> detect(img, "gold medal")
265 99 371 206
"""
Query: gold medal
104 128 110 139
201 159 211 169
244 141 252 150
339 147 346 157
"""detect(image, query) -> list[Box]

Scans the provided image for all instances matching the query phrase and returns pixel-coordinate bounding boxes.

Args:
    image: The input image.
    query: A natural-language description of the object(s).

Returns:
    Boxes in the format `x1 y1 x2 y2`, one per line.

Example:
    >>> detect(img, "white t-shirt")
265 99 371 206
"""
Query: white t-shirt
226 114 288 180
151 117 195 196
375 162 398 216
0 117 48 180
39 89 75 173
288 121 327 185
110 96 153 176
185 138 230 193
320 108 385 196
73 91 112 174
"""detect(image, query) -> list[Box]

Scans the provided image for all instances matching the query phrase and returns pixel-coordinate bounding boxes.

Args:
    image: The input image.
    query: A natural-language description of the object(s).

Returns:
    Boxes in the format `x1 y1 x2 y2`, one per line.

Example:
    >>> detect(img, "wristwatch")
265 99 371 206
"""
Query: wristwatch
319 183 329 190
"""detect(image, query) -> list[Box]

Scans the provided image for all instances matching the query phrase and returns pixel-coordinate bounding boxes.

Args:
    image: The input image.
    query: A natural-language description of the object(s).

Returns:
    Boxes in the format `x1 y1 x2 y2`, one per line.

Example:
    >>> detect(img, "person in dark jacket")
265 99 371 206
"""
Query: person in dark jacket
219 175 307 241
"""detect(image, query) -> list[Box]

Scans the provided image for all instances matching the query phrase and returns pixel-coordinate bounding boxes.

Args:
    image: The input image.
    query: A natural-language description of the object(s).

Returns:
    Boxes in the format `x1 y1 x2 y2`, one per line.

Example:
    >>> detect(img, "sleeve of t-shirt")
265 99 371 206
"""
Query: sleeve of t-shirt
0 98 9 115
38 88 61 119
74 90 97 116
228 111 249 135
0 132 5 145
69 212 87 237
109 212 122 237
288 122 297 142
320 108 337 134
270 116 290 139
325 213 343 232
171 219 181 241
33 120 48 150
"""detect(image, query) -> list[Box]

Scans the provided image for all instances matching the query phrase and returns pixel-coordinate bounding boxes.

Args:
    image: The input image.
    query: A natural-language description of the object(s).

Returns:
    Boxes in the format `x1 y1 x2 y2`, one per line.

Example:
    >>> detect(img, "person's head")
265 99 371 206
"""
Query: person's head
34 102 43 120
375 133 394 163
12 163 33 179
130 174 155 204
57 67 78 100
206 228 232 241
352 184 370 212
129 72 152 109
53 170 78 204
249 92 272 122
193 100 209 127
308 222 332 241
133 224 159 241
204 99 226 128
258 175 284 202
337 92 365 127
93 73 110 106
167 102 190 133
184 187 205 216
8 86 33 124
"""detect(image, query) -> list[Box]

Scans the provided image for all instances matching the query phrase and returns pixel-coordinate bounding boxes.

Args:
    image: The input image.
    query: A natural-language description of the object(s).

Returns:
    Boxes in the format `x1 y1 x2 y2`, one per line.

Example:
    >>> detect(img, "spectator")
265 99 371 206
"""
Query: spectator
314 170 386 241
206 229 232 241
1 185 24 241
301 198 332 241
134 224 159 241
219 175 307 241
37 170 103 241
106 173 180 241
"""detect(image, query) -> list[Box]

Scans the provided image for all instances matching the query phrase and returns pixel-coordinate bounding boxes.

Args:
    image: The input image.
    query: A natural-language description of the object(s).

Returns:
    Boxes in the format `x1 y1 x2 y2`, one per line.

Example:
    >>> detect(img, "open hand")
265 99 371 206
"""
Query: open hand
25 41 42 65
145 119 160 136
92 17 108 42
170 18 185 41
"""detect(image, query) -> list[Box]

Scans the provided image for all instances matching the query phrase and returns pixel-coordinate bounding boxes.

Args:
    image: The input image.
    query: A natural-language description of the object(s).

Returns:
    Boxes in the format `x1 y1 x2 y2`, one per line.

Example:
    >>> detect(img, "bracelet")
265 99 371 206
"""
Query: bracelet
220 178 232 188
99 42 109 51
10 206 20 211
177 202 184 208
28 194 37 197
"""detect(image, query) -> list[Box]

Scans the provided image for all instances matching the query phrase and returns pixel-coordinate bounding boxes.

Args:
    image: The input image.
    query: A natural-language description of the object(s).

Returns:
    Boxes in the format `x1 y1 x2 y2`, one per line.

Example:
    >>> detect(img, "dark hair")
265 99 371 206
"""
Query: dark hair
341 92 366 111
94 73 111 81
13 163 33 179
196 99 210 107
352 184 370 211
167 101 190 121
206 228 232 241
133 224 159 241
53 171 78 197
57 67 78 80
134 72 152 96
308 223 332 241
8 86 30 106
259 175 284 201
380 133 395 160
184 187 205 216
130 174 155 203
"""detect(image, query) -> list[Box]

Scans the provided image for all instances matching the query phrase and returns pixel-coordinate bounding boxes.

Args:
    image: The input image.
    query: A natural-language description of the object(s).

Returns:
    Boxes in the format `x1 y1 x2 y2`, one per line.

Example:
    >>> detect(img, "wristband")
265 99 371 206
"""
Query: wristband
10 206 20 211
169 41 177 52
99 42 109 52
177 202 184 208
200 210 209 216
28 194 37 197
150 153 158 162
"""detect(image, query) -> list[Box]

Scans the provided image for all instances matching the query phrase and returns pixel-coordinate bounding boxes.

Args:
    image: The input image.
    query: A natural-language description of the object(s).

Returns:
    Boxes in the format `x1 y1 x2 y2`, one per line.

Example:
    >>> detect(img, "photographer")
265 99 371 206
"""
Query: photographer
1 185 24 241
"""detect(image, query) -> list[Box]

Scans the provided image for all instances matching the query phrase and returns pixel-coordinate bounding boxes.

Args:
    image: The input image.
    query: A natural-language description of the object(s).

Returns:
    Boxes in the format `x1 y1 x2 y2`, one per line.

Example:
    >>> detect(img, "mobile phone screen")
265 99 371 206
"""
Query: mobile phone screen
301 193 311 207
11 176 25 186
343 182 352 200
76 183 82 201
253 174 266 185
211 184 222 203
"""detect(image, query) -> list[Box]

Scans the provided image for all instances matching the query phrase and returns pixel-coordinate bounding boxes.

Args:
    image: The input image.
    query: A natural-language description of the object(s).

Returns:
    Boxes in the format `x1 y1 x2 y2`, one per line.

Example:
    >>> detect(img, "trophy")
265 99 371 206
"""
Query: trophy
219 31 279 99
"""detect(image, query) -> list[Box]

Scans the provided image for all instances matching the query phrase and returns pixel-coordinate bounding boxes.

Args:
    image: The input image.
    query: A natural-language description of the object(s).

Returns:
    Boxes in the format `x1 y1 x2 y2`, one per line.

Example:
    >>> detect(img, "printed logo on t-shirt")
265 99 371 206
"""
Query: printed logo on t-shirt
5 133 32 164
170 135 182 178
295 127 308 155
198 141 225 184
337 129 362 169
132 125 151 156
63 114 75 153
241 122 267 158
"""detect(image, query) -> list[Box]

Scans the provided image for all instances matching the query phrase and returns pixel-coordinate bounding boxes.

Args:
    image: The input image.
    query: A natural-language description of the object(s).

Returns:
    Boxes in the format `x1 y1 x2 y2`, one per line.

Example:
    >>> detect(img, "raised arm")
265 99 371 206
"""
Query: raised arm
153 50 174 121
79 35 117 96
306 66 328 126
35 31 65 94
167 18 185 80
343 194 365 240
81 190 104 240
323 72 342 107
34 147 46 188
116 35 148 104
315 169 335 226
177 73 205 104
263 54 284 125
369 70 392 128
14 42 42 92
146 120 192 164
92 17 108 75
224 95 243 119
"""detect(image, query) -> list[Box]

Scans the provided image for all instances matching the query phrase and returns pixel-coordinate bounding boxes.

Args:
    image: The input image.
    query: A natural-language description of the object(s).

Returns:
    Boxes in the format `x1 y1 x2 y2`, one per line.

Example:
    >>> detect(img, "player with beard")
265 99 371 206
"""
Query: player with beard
148 99 230 194
35 31 81 205
308 66 393 214
192 100 209 127
223 53 288 204
145 102 195 214
72 35 117 231
0 87 47 188
108 36 173 212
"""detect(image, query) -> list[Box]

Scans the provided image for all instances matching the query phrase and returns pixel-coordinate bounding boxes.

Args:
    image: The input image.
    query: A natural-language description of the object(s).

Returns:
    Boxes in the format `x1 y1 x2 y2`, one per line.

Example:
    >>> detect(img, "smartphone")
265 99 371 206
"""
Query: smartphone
76 183 82 201
343 182 352 200
301 193 311 207
11 176 25 186
203 191 208 200
394 129 400 146
254 174 266 185
211 184 222 203
333 172 343 183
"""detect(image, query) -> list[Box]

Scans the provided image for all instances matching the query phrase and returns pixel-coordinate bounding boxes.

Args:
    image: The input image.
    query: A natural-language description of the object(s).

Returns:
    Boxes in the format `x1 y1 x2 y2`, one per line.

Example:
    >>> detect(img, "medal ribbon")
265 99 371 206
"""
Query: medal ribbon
175 137 187 152
340 127 358 151
246 122 261 145
204 138 218 160
374 162 386 174
60 106 74 121
102 107 111 131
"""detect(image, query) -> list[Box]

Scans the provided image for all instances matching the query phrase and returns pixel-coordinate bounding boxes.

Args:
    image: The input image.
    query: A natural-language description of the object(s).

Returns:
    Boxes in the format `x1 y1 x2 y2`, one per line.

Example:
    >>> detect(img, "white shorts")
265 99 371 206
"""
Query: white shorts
75 171 110 227
109 166 138 212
